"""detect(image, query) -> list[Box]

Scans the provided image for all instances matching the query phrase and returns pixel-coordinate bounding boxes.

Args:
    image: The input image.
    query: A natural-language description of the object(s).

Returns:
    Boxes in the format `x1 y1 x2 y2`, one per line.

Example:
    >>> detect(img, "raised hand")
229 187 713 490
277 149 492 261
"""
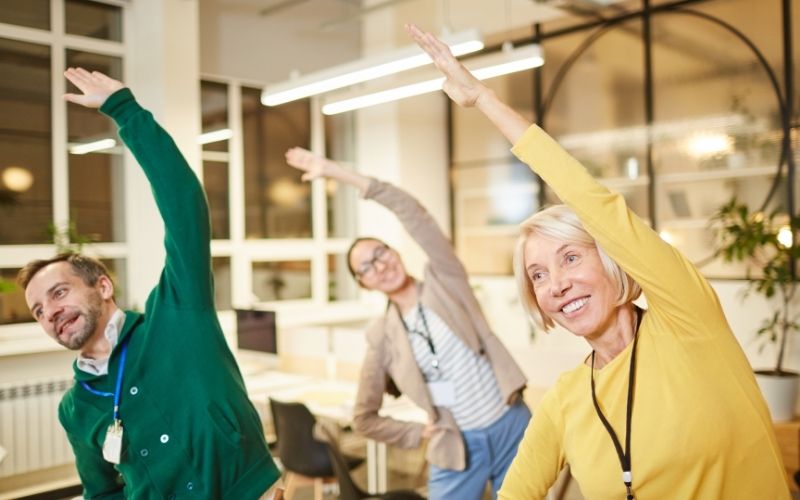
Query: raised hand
405 23 486 108
63 67 125 109
285 147 334 182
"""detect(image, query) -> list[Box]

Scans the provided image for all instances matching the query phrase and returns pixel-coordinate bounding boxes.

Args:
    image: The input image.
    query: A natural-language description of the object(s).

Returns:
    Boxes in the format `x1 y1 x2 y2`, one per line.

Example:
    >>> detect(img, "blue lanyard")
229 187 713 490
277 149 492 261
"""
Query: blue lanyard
80 337 130 422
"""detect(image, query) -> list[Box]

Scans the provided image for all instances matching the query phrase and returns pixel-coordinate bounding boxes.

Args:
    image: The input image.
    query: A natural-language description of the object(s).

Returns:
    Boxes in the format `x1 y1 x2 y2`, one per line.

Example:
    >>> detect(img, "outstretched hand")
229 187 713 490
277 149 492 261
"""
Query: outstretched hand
285 147 334 182
63 67 125 109
405 23 485 108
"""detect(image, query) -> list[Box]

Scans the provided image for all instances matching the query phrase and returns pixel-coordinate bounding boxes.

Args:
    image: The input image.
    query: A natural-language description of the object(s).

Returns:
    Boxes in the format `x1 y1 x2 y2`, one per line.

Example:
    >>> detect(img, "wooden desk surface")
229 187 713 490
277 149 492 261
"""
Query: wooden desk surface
773 419 800 492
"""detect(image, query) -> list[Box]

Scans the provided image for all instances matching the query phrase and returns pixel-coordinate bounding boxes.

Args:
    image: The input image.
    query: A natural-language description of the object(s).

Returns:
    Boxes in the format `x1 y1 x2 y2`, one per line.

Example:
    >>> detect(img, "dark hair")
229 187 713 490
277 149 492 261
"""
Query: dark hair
18 252 113 291
345 237 387 279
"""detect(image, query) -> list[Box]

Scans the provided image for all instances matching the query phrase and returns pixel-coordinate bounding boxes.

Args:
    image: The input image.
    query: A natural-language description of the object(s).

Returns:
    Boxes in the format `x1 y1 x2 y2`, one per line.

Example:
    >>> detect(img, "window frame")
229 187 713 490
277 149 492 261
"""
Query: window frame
200 75 368 325
0 0 130 352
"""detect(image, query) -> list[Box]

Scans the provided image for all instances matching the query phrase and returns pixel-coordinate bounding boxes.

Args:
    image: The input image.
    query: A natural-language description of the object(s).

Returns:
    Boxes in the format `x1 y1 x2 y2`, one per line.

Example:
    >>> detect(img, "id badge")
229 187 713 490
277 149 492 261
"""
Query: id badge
103 420 123 464
427 380 456 406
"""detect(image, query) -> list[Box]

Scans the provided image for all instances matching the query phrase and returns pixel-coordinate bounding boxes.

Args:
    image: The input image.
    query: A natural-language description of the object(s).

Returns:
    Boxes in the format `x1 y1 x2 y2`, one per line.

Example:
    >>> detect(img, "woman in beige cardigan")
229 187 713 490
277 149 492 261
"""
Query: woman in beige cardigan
285 148 529 500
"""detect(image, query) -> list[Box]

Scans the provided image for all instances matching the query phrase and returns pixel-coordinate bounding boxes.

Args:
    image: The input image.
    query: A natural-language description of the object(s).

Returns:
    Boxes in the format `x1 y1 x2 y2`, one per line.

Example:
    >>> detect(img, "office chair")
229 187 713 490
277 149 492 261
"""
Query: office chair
269 398 364 500
316 423 426 500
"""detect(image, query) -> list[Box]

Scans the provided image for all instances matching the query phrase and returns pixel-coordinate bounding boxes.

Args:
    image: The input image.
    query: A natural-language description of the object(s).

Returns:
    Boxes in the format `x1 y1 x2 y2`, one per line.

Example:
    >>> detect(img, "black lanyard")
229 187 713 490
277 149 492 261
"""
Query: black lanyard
398 302 439 370
590 310 642 500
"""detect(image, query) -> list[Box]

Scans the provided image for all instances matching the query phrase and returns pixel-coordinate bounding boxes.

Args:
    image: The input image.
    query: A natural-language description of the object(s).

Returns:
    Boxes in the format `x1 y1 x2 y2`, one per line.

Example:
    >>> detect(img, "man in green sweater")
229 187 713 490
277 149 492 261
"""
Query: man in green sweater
18 68 282 499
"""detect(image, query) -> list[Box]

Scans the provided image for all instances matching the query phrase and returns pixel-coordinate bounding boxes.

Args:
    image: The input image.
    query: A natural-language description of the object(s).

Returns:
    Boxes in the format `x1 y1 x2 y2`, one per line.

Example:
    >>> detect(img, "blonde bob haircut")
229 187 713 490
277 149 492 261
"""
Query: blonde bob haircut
513 204 641 330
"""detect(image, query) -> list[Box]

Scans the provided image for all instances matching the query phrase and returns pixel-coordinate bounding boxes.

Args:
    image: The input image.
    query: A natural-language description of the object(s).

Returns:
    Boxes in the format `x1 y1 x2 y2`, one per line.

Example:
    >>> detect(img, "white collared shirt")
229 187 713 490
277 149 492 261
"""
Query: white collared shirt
76 308 125 376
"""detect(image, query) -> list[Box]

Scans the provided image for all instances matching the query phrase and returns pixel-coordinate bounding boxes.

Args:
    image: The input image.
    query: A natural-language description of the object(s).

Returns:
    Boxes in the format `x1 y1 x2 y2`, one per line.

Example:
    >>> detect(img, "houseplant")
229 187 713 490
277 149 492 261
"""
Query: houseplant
711 197 800 420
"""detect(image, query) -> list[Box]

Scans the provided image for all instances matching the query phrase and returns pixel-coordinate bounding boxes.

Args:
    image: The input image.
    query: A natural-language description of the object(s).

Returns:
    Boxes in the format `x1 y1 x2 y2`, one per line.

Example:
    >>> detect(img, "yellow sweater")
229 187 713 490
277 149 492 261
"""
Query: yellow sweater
498 125 789 499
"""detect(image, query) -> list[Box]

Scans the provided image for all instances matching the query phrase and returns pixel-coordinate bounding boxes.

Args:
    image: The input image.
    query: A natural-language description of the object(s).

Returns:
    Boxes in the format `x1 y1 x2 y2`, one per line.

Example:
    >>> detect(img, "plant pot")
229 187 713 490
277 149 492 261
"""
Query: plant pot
755 370 800 422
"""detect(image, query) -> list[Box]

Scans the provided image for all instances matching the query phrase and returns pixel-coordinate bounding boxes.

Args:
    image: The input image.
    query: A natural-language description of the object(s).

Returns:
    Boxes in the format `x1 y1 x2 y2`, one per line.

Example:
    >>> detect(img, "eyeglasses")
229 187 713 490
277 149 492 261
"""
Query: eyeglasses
355 244 392 279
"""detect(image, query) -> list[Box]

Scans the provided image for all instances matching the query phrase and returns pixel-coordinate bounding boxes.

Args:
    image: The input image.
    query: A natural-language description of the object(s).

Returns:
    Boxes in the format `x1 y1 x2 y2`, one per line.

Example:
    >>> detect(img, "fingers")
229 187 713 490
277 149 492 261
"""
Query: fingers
406 24 450 58
62 93 85 105
91 70 113 82
64 67 93 92
406 23 439 59
91 70 124 91
285 147 316 170
64 67 124 94
406 23 457 76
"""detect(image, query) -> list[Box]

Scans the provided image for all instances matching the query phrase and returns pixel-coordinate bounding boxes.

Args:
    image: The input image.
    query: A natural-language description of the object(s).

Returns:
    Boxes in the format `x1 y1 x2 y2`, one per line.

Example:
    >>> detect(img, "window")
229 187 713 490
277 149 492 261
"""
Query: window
328 253 358 301
449 0 794 278
652 0 784 276
0 268 27 326
0 0 128 330
324 112 358 239
198 79 358 312
252 260 312 302
201 80 231 240
0 38 51 245
242 87 311 239
66 50 124 243
212 257 232 311
451 71 538 275
0 0 50 31
65 0 122 41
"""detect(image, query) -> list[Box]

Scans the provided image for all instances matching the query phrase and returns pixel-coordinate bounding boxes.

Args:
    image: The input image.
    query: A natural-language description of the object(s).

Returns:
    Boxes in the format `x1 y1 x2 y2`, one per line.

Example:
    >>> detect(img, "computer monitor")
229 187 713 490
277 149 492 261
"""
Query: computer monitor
235 309 277 355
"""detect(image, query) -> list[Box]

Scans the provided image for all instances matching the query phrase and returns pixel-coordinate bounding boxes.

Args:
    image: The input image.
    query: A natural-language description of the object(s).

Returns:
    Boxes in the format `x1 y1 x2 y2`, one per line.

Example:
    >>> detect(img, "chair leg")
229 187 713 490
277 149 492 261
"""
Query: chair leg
313 477 324 500
284 473 298 500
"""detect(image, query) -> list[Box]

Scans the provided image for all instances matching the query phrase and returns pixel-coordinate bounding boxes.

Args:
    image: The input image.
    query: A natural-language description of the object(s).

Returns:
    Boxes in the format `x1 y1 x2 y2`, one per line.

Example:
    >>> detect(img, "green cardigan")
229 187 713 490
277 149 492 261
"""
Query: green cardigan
58 89 280 499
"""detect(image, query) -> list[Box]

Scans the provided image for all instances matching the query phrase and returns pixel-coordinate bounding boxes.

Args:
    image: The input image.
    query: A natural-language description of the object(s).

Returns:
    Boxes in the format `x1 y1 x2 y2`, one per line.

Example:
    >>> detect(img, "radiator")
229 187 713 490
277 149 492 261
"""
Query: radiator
0 377 75 478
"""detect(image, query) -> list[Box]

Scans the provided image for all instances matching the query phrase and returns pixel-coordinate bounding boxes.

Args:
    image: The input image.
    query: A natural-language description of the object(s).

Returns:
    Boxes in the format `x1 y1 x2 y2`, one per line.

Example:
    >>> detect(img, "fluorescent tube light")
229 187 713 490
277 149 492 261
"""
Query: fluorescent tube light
197 128 234 145
322 78 446 114
261 29 483 106
69 138 117 155
321 43 544 115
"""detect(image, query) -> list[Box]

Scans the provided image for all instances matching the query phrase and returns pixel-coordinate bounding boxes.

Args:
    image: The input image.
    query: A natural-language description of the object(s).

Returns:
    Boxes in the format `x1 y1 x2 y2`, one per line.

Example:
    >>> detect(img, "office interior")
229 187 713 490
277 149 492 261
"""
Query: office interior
0 0 798 498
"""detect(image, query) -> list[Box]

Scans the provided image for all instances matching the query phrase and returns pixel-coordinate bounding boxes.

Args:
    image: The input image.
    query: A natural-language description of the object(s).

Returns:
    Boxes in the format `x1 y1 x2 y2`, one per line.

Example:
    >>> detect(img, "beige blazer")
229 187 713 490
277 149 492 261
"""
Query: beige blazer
351 179 528 471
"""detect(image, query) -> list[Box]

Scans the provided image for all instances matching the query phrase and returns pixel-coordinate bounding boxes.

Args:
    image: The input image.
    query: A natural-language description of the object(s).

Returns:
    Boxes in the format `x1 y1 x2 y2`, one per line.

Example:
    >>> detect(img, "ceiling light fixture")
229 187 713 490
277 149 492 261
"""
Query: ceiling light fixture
261 28 484 106
321 42 544 115
197 128 234 145
69 138 117 155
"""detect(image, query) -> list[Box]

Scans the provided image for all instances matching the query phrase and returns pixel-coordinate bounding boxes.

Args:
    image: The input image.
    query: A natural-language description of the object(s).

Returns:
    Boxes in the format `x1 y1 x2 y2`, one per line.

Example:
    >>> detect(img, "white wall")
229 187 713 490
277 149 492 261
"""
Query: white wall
198 0 361 84
713 280 800 373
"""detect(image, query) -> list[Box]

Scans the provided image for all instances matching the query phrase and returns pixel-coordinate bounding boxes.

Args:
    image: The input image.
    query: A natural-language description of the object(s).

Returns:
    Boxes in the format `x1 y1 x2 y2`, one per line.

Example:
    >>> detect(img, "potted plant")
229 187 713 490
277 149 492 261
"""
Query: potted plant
711 197 800 421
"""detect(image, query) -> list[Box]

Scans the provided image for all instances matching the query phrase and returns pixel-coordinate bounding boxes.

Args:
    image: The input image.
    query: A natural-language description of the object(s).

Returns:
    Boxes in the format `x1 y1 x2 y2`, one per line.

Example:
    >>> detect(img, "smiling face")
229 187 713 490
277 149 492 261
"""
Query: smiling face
24 261 113 351
523 234 622 339
349 239 409 294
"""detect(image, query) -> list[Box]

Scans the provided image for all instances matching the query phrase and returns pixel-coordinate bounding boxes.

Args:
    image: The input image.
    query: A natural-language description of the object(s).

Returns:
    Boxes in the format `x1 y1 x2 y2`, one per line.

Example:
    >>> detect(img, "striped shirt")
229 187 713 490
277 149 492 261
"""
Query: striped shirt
403 304 508 430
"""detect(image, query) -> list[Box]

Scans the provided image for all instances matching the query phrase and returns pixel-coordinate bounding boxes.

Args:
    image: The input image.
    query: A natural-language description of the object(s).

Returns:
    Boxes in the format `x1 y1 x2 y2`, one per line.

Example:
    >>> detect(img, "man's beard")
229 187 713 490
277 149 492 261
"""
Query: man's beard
58 292 103 351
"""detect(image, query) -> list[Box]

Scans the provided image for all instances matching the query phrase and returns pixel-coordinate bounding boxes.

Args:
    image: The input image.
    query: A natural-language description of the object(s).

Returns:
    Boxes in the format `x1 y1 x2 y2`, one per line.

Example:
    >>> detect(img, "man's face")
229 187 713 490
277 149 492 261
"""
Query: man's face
24 262 111 350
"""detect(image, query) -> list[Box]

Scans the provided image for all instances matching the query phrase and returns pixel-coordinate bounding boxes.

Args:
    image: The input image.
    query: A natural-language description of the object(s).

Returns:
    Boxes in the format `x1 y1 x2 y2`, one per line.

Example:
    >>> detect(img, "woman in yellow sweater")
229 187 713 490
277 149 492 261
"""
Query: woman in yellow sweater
407 24 790 500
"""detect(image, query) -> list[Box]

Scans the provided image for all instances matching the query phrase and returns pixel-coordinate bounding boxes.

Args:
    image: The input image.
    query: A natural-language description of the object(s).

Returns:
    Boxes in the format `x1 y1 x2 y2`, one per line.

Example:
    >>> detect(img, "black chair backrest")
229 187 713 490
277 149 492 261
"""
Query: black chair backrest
316 424 368 500
269 398 334 477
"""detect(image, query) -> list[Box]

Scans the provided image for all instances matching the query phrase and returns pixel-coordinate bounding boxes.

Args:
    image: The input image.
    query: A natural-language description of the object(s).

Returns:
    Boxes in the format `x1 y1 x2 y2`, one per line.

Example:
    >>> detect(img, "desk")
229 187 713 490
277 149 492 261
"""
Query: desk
245 372 426 494
773 420 800 491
